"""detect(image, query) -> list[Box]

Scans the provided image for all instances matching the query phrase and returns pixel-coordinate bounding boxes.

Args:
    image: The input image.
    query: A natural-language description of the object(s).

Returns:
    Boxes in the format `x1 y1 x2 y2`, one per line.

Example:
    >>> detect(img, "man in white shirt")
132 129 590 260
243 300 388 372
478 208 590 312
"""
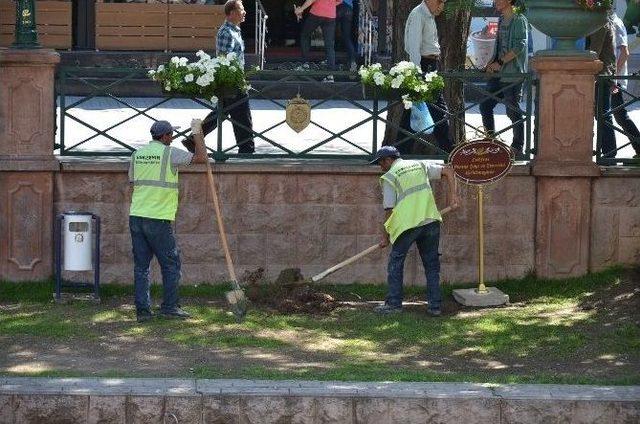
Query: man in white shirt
611 13 640 158
399 0 452 155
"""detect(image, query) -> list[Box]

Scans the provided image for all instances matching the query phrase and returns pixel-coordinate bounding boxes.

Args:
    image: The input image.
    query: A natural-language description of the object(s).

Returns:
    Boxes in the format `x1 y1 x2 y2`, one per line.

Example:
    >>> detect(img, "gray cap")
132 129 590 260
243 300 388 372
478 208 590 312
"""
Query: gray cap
150 120 180 138
369 146 400 164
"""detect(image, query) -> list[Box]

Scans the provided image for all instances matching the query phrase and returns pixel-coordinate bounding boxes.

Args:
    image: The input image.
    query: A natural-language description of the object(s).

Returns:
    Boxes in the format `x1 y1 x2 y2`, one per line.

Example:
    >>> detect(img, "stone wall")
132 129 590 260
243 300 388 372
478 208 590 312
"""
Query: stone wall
1 378 639 424
53 160 536 286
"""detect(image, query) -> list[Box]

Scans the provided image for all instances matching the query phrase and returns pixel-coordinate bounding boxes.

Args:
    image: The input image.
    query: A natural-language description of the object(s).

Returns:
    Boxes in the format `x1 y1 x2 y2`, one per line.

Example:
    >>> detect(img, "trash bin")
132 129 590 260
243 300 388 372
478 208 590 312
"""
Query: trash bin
55 212 101 301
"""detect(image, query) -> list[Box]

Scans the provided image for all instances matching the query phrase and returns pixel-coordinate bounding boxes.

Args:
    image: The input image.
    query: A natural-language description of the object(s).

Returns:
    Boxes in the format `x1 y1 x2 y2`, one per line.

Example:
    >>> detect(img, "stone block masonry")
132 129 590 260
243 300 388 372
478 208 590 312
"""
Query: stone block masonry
0 378 638 423
51 160 540 285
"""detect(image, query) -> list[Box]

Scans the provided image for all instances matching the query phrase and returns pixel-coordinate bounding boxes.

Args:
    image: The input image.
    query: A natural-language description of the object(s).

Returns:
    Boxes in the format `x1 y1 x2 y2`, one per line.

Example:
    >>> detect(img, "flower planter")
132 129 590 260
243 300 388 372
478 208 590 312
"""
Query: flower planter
525 0 608 56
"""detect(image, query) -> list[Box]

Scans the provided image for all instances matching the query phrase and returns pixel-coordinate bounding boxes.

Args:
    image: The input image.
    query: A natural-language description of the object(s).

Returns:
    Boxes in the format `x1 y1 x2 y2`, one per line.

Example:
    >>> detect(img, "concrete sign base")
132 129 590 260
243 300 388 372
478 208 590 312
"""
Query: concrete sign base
453 287 509 307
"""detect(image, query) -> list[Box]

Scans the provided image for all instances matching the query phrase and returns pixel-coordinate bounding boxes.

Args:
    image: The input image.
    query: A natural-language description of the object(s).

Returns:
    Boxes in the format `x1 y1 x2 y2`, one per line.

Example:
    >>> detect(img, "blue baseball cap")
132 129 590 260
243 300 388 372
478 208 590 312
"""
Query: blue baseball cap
369 146 401 164
150 120 180 138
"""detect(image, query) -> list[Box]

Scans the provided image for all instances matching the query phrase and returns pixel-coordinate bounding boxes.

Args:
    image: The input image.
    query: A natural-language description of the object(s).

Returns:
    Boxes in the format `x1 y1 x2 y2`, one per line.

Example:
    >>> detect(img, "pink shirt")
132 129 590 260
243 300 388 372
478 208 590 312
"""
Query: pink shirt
310 0 340 19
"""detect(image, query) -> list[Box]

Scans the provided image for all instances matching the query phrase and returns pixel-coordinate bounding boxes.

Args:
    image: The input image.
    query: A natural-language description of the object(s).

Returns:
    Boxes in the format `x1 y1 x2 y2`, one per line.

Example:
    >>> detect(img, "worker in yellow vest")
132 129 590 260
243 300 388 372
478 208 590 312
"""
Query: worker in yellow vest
371 146 458 316
129 119 207 323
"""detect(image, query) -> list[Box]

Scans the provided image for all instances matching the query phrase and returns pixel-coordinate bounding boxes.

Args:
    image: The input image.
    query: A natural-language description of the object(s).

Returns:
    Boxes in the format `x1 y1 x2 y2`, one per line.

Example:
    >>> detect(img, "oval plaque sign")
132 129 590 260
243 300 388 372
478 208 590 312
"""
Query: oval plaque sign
449 139 514 185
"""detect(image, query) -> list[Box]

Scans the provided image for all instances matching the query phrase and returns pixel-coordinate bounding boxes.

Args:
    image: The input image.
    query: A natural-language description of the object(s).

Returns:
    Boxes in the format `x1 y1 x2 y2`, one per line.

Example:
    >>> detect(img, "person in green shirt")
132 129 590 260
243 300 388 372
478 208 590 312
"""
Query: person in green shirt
480 0 528 155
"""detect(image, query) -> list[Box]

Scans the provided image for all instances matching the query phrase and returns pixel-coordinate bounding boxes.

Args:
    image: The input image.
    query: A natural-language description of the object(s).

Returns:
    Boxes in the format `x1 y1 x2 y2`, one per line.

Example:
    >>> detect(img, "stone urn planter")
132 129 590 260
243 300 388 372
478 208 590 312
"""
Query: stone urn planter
525 0 609 56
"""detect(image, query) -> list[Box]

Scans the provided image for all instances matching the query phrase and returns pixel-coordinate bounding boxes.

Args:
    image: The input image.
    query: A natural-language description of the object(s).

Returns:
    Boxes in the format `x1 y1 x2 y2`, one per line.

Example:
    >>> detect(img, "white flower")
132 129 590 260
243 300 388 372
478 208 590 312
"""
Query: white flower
373 72 385 86
179 57 189 66
195 76 210 87
391 75 405 89
170 57 180 65
424 71 437 82
165 84 172 92
157 65 165 72
401 94 412 110
210 95 219 105
226 52 237 61
370 63 382 70
229 66 237 72
184 74 194 83
196 50 211 60
358 67 368 78
148 69 156 77
218 56 230 66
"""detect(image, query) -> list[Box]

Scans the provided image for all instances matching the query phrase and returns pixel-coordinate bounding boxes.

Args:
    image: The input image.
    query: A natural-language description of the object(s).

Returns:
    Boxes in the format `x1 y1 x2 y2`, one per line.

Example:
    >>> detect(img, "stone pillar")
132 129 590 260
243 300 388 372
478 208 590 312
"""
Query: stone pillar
531 57 602 278
0 48 60 281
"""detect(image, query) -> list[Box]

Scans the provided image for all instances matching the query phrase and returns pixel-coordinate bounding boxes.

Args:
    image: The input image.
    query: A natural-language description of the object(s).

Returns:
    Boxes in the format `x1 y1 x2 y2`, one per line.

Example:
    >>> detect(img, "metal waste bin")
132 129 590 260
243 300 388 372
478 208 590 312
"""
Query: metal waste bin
55 212 101 301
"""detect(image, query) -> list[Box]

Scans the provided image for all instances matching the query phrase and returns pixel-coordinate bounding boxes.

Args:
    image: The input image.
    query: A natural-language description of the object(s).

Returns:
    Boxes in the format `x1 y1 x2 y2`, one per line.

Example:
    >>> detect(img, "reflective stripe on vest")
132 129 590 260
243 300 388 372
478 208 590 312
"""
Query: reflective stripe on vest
381 159 442 244
129 142 180 221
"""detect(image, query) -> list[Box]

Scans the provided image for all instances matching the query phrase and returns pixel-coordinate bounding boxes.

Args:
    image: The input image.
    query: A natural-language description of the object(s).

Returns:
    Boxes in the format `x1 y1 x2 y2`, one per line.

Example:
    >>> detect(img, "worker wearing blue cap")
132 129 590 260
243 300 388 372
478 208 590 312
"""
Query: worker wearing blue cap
370 146 458 316
128 119 207 323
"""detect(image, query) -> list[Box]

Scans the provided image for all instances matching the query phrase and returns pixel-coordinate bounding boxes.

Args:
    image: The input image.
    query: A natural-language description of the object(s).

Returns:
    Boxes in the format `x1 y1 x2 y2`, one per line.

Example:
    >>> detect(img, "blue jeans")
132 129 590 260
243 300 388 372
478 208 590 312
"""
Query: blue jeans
300 14 336 71
129 216 181 314
480 78 525 152
386 222 442 311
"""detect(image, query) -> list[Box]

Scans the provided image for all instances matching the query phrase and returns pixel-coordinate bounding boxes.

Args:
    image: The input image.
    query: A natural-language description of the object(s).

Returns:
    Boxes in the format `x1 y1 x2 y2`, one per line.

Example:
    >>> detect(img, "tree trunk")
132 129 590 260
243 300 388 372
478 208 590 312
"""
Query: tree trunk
435 7 471 150
383 1 472 154
382 0 419 147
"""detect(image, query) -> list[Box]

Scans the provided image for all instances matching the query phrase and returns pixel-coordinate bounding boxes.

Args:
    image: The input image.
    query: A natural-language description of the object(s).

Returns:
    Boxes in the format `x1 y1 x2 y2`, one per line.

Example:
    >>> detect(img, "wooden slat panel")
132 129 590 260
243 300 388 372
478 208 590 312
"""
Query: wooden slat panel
95 2 168 50
96 36 166 51
96 3 168 26
97 26 166 37
168 37 217 52
0 0 71 48
169 27 218 38
169 13 225 28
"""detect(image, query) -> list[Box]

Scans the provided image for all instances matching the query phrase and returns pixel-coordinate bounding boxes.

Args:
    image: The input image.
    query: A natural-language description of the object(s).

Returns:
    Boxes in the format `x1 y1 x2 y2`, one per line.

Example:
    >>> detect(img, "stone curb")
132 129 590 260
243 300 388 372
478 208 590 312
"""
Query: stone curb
1 378 639 423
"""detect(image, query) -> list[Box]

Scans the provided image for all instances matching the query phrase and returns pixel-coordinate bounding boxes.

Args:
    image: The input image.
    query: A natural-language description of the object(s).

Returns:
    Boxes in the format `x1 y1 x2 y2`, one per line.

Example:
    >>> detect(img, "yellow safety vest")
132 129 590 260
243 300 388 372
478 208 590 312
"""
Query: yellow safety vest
381 159 442 244
129 141 179 221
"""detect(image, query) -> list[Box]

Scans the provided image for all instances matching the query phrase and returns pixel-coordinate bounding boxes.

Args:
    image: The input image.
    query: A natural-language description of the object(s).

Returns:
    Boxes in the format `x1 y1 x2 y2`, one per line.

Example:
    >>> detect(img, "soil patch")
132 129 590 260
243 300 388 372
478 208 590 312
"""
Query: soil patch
242 268 338 314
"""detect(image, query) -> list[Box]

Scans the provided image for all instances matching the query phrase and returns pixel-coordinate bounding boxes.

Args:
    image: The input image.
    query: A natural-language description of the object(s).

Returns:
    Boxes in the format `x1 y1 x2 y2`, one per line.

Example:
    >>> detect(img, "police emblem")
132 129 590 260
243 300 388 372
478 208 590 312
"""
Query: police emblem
285 94 311 133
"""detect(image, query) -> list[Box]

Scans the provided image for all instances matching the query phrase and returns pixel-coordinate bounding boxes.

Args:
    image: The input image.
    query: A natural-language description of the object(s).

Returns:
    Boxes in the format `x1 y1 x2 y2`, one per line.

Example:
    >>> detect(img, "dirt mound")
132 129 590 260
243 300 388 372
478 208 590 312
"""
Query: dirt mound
241 268 338 314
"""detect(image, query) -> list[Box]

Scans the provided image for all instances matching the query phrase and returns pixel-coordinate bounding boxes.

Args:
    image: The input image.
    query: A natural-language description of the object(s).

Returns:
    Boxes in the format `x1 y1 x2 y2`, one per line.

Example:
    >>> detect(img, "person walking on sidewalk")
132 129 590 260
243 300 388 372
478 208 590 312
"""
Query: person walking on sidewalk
183 0 255 154
129 119 207 323
401 0 453 154
295 0 342 82
371 146 458 316
479 0 528 156
587 13 618 158
611 12 640 158
336 0 356 71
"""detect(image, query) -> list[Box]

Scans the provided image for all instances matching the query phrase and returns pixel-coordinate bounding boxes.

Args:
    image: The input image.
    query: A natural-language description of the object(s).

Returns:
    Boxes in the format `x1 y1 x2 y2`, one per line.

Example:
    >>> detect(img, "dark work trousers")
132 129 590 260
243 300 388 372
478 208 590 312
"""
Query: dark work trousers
300 13 336 71
336 4 356 67
397 57 452 154
201 91 255 154
597 82 617 158
611 85 640 155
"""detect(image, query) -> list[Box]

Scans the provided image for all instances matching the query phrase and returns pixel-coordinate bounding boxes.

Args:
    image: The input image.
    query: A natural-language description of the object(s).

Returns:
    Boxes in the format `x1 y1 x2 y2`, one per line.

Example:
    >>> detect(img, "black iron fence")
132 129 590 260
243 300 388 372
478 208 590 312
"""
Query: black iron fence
55 67 537 161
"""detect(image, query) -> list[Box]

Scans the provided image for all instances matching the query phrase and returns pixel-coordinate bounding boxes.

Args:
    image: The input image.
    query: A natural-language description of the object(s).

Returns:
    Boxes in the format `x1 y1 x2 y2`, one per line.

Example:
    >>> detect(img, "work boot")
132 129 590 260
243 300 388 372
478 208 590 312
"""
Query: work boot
373 303 402 315
159 307 191 319
426 308 442 317
136 310 153 323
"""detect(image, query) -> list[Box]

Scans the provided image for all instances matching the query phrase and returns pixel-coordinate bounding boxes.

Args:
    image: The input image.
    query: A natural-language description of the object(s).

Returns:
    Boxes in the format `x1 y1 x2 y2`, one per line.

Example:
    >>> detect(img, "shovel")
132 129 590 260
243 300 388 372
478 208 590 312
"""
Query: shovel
203 155 248 320
310 205 456 283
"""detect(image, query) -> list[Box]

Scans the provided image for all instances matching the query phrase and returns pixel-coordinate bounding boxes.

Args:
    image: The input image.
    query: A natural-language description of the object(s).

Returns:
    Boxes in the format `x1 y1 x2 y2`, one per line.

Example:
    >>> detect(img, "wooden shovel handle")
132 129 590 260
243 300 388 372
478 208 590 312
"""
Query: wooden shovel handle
311 244 380 283
204 159 239 289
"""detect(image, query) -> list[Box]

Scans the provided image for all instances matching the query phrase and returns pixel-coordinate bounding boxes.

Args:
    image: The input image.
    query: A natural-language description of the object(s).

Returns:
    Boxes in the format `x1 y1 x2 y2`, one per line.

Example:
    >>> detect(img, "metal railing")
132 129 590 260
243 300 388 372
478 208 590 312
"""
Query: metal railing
358 0 375 67
254 0 268 70
596 75 640 165
55 67 536 161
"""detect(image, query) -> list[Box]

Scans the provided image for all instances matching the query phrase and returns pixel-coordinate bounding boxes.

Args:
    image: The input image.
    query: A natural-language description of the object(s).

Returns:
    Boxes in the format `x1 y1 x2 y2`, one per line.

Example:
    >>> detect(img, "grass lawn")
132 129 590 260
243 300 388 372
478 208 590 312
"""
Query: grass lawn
0 267 638 385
